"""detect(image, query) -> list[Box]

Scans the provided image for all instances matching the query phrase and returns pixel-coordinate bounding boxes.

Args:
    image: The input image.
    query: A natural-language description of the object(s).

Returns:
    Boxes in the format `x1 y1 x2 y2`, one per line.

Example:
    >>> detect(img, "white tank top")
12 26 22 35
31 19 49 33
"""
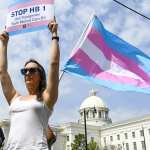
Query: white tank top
5 96 52 150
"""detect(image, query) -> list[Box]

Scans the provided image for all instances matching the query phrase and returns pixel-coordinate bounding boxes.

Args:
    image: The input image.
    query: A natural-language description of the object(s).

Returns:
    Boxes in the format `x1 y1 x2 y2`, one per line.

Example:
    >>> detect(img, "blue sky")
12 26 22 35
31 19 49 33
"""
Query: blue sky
0 0 150 125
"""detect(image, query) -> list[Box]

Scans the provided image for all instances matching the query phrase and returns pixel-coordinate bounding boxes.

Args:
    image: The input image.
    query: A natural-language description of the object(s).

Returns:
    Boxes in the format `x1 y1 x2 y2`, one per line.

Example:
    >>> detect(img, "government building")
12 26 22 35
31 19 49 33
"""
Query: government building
0 90 150 150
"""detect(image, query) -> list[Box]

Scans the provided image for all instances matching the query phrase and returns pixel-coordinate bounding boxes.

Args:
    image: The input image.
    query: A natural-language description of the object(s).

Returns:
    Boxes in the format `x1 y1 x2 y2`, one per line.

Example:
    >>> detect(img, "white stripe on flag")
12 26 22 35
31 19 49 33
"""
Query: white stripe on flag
107 61 145 80
80 38 110 71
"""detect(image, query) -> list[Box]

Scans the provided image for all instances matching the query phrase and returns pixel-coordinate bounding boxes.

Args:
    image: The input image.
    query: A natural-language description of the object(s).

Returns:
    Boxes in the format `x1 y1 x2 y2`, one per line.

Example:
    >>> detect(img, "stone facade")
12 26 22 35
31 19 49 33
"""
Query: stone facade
51 115 150 150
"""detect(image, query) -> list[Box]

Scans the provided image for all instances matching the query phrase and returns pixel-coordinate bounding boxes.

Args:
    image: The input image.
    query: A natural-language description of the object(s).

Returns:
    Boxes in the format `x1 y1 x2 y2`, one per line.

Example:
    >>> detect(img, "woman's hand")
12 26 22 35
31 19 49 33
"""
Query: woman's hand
48 17 58 37
0 32 9 46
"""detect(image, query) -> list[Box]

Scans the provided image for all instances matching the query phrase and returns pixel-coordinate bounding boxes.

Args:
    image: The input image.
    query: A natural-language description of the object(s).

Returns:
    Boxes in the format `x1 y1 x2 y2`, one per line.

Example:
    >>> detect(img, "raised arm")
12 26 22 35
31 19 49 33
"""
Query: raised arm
43 19 60 109
0 32 19 104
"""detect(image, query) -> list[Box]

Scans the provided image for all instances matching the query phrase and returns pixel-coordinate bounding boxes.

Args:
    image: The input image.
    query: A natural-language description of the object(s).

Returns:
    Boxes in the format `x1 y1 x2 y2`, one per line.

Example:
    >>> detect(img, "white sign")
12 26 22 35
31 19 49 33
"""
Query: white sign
6 0 54 35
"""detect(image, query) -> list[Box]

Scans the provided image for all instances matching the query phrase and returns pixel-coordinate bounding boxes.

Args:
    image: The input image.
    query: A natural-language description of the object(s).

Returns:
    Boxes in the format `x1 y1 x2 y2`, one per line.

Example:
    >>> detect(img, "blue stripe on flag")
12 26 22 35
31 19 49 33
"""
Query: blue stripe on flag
64 60 88 77
9 25 48 36
64 59 150 94
93 16 150 74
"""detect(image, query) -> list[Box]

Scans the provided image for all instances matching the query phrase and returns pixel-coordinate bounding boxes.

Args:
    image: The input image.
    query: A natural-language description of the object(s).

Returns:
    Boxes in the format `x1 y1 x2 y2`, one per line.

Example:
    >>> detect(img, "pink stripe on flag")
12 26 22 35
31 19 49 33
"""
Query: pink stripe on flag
71 48 149 88
7 20 49 32
71 48 102 75
9 0 54 11
96 72 149 88
87 27 150 83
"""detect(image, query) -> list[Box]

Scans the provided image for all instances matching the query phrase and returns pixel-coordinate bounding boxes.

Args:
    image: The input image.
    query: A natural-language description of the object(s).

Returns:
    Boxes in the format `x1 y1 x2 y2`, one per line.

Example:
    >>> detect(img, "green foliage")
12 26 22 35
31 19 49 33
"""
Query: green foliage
71 134 86 150
88 138 101 150
0 146 4 150
0 144 4 150
71 134 102 150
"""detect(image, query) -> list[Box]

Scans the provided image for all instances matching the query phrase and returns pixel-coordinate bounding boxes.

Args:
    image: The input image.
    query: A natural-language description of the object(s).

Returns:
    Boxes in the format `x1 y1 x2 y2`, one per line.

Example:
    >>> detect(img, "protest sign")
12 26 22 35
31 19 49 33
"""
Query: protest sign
6 0 54 35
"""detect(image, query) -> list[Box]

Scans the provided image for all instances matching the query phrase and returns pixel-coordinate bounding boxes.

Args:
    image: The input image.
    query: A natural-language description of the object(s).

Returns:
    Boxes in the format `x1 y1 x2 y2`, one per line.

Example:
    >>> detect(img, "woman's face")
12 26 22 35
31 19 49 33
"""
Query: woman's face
24 62 41 89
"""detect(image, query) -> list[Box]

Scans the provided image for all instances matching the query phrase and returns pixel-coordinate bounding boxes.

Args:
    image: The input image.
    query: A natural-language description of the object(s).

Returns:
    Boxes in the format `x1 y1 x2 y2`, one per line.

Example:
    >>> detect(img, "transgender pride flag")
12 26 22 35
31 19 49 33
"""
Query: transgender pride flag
64 15 150 94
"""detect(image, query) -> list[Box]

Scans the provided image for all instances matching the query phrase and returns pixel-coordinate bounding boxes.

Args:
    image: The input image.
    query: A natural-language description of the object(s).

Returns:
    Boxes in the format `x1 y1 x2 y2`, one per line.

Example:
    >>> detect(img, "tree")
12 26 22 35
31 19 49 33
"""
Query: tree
88 138 102 150
71 134 86 150
71 134 103 150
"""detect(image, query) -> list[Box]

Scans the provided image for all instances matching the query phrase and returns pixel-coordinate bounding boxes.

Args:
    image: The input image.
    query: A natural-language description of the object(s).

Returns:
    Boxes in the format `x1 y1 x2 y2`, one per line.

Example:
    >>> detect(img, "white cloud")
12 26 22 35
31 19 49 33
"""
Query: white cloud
55 0 73 15
59 74 74 97
111 107 150 122
50 106 79 124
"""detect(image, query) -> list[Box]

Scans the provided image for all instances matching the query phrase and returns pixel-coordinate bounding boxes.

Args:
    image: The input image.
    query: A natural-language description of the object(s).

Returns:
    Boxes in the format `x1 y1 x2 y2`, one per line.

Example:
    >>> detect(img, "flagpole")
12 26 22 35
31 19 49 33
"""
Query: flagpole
59 14 96 82
53 0 65 83
59 70 65 82
53 0 56 18
70 13 95 56
61 13 95 81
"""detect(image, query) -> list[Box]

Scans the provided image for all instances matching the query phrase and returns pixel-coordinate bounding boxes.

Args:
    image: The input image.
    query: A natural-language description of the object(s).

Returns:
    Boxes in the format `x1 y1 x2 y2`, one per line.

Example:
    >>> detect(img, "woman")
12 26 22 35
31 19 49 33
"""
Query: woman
0 19 60 150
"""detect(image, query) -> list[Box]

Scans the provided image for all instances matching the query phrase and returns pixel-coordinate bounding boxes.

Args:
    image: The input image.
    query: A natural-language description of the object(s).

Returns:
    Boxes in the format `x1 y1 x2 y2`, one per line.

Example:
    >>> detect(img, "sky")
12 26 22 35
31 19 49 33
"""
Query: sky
0 0 150 125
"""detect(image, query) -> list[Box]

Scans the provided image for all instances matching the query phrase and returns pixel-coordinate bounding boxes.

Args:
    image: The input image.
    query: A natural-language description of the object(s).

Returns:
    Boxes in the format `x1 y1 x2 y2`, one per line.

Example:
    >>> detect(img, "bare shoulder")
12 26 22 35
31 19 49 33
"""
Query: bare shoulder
10 93 21 104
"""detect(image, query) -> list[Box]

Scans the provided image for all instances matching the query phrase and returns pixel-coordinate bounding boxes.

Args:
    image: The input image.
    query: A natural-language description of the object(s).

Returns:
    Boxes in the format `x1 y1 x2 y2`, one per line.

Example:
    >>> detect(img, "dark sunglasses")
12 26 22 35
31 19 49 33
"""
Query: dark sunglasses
20 67 41 75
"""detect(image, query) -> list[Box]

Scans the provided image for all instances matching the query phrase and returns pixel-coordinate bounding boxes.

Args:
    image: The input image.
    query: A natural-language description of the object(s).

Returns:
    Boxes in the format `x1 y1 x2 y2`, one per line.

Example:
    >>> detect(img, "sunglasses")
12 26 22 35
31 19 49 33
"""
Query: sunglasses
20 67 41 75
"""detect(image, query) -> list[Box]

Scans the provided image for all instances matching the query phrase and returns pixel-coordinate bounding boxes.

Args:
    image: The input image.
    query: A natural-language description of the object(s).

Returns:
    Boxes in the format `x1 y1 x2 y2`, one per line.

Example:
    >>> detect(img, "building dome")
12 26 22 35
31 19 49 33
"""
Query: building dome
80 90 107 110
79 89 111 126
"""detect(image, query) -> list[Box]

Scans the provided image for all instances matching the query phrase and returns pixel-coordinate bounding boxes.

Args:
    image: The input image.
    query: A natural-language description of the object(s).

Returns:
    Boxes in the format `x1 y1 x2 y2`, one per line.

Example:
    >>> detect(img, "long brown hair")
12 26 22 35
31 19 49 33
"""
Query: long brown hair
25 59 46 99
